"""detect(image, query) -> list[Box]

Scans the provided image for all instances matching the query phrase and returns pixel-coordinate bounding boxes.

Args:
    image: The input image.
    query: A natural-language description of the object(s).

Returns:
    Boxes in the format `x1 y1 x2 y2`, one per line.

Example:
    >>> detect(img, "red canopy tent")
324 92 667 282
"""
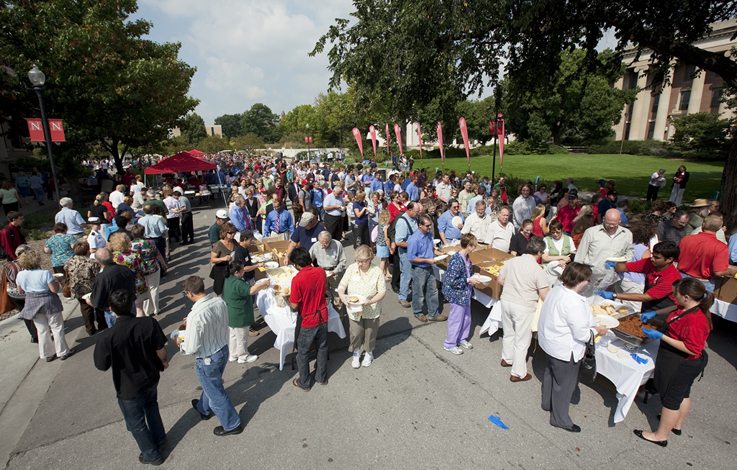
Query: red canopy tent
188 149 206 155
144 152 216 174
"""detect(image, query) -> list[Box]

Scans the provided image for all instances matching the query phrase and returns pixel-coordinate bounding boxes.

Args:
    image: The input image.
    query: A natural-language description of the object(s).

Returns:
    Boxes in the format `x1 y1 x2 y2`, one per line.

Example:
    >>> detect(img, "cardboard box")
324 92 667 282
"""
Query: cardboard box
474 247 514 262
716 276 737 305
261 236 281 244
473 260 508 300
264 240 291 255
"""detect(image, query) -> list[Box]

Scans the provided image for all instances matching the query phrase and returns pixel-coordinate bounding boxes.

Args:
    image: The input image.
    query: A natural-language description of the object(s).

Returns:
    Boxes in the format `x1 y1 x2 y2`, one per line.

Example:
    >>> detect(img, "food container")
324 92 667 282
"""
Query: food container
266 265 299 290
611 313 664 348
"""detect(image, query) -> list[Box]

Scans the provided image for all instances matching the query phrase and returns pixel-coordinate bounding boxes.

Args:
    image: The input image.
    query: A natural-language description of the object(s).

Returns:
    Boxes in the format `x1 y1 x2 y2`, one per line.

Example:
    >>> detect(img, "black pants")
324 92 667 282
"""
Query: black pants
296 322 328 388
324 214 342 242
181 212 194 244
541 354 582 430
646 184 660 202
167 217 181 242
354 223 370 247
80 299 107 334
391 252 401 291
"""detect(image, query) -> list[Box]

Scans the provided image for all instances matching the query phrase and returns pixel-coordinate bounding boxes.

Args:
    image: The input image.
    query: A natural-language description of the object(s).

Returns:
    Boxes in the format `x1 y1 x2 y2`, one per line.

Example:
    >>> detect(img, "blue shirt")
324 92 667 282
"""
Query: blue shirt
290 223 326 251
617 208 629 226
402 179 411 190
138 215 168 238
729 233 737 264
407 230 435 267
265 209 294 235
44 234 77 267
406 183 420 202
312 189 324 208
229 205 253 231
383 180 394 196
394 214 418 253
370 179 383 193
466 195 484 215
480 182 492 197
438 210 464 240
54 207 87 235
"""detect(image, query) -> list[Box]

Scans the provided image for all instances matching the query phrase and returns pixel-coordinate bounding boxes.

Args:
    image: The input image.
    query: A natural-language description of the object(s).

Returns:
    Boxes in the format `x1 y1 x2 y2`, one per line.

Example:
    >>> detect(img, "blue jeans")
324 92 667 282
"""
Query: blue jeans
32 187 44 204
411 266 440 318
117 382 166 462
680 272 715 293
399 249 412 301
194 345 240 431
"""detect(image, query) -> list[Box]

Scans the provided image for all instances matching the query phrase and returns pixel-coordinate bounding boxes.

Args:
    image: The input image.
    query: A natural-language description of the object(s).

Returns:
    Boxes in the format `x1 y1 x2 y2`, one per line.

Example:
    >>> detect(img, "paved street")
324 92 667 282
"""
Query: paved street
1 205 735 470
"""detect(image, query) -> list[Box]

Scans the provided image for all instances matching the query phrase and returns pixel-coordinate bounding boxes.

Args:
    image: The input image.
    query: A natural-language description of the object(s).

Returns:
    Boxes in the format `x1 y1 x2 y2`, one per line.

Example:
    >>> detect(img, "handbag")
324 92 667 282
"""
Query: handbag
580 332 597 383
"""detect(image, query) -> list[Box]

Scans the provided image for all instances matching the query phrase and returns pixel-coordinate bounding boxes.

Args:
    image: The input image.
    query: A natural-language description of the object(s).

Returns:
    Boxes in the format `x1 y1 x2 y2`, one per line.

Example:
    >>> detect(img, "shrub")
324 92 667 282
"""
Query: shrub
587 139 675 156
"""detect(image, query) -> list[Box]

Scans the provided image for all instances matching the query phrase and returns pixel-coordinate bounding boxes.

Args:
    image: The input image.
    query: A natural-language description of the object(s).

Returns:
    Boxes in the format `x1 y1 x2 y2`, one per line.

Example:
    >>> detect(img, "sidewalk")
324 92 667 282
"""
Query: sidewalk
0 295 80 467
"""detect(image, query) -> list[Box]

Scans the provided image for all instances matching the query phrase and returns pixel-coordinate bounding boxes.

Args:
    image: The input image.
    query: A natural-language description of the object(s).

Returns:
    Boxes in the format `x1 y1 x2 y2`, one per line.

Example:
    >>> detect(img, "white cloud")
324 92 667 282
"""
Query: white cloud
137 0 355 123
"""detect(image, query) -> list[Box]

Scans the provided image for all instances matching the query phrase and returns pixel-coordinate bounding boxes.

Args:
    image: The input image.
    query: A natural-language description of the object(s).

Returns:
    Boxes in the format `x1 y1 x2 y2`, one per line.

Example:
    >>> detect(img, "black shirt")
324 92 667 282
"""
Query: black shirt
290 223 326 252
509 232 530 256
90 264 136 311
244 198 259 219
234 245 254 281
94 315 167 399
88 204 109 223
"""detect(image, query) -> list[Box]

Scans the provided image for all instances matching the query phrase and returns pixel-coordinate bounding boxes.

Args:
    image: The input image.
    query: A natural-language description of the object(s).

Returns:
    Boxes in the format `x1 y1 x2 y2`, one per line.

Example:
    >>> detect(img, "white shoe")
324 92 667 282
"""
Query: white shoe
228 356 237 362
362 352 373 367
460 340 473 350
444 346 464 355
238 354 258 364
352 351 361 369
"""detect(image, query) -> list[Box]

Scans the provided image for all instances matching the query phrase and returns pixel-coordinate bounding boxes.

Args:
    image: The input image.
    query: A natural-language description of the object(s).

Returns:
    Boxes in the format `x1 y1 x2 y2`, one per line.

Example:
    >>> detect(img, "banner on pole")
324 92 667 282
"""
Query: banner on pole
385 123 390 157
416 123 423 160
369 125 377 158
459 117 470 164
27 118 66 142
393 124 403 156
304 136 308 143
352 128 363 157
437 121 444 162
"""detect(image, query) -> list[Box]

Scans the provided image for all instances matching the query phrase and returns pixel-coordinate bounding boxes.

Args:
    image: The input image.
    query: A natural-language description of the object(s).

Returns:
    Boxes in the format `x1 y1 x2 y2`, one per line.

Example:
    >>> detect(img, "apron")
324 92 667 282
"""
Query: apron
651 307 700 397
641 273 676 312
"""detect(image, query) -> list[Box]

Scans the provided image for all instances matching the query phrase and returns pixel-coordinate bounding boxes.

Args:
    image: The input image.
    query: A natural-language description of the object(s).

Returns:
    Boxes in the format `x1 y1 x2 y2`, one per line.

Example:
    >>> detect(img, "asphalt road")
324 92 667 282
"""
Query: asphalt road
2 205 736 469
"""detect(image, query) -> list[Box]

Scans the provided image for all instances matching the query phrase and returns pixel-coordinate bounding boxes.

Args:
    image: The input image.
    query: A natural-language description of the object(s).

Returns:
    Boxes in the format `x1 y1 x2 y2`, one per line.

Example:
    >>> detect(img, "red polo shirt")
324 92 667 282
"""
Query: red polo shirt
678 232 729 279
290 266 328 327
556 204 581 233
625 259 681 302
666 308 710 359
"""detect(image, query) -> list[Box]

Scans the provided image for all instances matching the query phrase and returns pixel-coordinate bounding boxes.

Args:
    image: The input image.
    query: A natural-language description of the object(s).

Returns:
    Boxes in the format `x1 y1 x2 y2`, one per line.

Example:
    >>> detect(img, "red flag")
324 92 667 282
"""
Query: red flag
459 117 470 164
416 123 423 160
308 136 313 143
498 117 505 166
385 123 390 156
27 118 66 142
369 125 377 157
352 127 364 157
393 123 403 156
304 136 308 143
437 121 444 162
48 119 66 142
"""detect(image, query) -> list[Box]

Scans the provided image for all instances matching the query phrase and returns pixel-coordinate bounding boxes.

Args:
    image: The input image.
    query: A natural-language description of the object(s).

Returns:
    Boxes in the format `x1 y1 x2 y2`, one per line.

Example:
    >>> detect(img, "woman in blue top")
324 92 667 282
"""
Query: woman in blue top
43 223 77 274
441 233 484 355
352 191 370 247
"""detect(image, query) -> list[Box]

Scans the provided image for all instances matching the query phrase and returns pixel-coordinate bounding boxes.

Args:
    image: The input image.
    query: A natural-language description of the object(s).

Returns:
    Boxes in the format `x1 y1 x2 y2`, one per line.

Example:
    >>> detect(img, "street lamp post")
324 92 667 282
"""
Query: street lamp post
619 112 630 155
306 123 310 161
28 65 61 203
491 112 503 182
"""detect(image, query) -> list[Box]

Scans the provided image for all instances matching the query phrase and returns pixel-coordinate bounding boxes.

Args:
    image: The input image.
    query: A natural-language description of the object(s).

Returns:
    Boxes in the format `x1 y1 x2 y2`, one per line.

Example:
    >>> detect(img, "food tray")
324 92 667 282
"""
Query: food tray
611 313 663 347
266 265 299 289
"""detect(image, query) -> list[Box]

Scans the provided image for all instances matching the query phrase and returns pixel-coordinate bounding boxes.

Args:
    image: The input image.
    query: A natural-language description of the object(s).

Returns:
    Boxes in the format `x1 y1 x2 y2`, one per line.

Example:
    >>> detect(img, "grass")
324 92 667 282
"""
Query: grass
414 154 726 202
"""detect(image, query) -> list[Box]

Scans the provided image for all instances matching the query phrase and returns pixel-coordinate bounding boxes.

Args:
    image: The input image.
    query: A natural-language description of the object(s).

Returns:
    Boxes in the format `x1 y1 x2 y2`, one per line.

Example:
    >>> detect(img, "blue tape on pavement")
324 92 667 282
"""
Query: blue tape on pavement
488 415 509 429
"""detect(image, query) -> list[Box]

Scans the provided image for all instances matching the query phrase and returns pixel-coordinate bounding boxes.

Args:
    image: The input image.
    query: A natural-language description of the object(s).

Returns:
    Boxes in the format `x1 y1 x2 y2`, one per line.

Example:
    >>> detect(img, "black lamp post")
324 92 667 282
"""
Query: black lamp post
306 123 310 160
491 112 503 182
28 64 61 203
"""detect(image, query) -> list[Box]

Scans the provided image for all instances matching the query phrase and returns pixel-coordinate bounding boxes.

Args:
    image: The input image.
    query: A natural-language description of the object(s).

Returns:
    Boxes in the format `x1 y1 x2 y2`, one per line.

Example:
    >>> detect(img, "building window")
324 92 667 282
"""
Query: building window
679 90 691 111
710 88 722 109
650 93 660 114
683 64 696 81
647 121 656 140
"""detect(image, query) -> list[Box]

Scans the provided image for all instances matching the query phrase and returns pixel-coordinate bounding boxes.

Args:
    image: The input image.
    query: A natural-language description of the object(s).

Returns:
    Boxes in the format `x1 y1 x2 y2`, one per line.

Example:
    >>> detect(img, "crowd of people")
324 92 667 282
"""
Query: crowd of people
1 151 735 465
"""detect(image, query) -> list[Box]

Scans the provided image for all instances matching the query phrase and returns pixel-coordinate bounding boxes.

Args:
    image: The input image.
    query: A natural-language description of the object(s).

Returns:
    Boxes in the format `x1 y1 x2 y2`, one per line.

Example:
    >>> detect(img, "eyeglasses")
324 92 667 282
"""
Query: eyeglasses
356 259 370 264
227 232 236 235
422 223 432 228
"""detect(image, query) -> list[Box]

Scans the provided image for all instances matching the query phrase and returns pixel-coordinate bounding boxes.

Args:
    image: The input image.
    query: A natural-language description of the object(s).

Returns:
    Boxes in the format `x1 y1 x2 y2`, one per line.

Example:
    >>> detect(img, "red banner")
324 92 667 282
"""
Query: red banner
393 123 403 156
385 123 390 156
352 128 363 157
48 119 66 142
369 125 377 158
304 136 308 143
27 118 66 142
489 120 496 135
459 117 470 164
437 122 444 162
416 123 423 160
309 136 313 143
498 116 505 166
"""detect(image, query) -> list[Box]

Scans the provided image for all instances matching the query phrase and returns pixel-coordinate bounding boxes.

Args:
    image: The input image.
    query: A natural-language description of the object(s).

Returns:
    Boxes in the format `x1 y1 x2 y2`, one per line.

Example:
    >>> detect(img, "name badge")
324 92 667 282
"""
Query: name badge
311 237 317 242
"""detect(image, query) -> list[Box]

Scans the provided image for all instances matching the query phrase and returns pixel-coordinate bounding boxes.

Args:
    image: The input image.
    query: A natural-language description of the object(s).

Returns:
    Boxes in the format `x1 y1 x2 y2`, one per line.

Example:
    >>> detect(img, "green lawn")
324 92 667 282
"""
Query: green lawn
414 154 726 202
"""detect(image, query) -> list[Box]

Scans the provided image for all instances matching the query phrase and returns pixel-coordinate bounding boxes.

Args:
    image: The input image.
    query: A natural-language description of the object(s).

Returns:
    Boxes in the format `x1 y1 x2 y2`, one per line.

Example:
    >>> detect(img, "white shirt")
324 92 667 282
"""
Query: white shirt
537 285 596 362
87 230 107 251
109 190 125 209
180 296 229 359
461 212 490 241
512 195 536 229
484 220 515 252
574 225 634 268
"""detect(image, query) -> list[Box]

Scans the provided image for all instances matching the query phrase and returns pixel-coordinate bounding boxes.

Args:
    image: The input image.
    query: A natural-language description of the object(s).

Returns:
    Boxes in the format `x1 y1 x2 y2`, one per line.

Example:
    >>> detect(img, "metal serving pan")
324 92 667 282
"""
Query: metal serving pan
611 313 664 348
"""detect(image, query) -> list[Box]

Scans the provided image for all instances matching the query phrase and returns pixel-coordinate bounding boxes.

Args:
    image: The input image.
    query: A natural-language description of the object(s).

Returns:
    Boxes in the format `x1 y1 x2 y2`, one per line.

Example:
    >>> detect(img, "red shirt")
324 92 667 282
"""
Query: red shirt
532 217 545 237
597 188 608 199
0 224 25 260
556 204 581 233
666 307 710 359
678 232 729 279
290 266 328 327
102 201 115 216
388 202 406 222
625 259 681 303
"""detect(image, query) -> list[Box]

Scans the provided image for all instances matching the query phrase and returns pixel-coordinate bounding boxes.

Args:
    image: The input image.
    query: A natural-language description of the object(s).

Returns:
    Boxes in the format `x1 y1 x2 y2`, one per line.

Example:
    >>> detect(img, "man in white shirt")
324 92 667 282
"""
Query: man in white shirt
175 276 243 436
575 209 634 269
461 199 491 242
484 207 515 252
109 185 126 210
435 174 453 203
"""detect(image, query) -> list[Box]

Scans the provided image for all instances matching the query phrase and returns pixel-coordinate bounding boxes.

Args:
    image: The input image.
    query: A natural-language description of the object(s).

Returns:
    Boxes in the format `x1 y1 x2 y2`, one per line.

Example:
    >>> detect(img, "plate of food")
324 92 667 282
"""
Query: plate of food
433 238 442 246
605 256 627 263
595 315 620 328
344 294 367 313
53 272 64 278
259 261 279 271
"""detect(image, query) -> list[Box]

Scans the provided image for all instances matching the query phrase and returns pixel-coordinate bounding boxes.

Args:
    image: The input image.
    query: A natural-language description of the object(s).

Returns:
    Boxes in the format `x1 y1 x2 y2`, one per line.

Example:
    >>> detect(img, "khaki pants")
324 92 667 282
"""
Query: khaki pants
228 327 250 361
349 316 381 353
34 311 70 359
500 300 536 379
143 269 161 316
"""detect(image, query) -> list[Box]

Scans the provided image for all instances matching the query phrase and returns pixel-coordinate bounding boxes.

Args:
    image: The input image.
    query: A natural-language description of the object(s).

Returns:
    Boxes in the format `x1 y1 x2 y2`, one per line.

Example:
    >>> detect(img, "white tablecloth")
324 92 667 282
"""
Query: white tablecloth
712 299 737 323
595 337 659 423
256 289 346 370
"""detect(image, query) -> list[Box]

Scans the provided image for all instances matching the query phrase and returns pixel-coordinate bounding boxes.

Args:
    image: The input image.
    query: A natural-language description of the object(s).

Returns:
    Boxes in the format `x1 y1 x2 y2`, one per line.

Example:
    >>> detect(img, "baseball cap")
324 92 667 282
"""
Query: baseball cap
216 209 229 220
88 217 100 224
301 179 309 185
299 212 315 227
567 190 578 199
598 179 607 186
239 229 256 241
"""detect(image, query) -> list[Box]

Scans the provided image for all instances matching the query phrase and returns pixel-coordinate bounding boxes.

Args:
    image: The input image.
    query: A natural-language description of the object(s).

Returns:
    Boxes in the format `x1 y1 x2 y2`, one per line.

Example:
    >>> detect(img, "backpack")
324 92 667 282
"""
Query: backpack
387 215 414 244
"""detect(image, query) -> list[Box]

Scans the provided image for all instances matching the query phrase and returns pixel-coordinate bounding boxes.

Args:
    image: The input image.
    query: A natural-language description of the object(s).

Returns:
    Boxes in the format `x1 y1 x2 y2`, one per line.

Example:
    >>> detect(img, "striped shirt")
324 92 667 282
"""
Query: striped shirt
181 295 229 359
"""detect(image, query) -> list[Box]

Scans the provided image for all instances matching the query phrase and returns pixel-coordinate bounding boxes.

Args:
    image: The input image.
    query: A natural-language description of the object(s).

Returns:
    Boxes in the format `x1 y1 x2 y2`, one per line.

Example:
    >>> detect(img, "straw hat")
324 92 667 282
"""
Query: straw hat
691 198 709 208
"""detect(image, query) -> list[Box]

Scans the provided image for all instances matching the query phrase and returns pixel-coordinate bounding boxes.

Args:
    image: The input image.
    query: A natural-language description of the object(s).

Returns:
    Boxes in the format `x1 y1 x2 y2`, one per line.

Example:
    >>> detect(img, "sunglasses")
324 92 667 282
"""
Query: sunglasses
227 232 236 235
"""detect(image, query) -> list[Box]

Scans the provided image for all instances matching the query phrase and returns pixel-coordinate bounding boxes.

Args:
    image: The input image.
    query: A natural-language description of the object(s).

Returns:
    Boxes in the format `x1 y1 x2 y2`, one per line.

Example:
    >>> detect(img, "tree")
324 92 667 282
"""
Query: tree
313 0 737 229
232 133 265 152
241 103 279 143
214 113 243 138
671 112 732 154
180 113 207 145
197 135 230 154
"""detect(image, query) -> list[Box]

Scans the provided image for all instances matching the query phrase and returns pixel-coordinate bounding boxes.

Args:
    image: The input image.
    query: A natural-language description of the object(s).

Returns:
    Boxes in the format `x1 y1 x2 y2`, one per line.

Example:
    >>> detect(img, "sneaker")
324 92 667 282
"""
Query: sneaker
228 356 238 362
352 351 361 369
460 340 473 350
444 346 464 355
362 352 373 367
238 355 258 364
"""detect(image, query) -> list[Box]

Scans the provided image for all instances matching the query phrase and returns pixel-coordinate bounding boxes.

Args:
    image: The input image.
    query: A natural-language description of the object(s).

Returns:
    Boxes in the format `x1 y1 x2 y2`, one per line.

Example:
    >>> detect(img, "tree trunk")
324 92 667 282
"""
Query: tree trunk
721 135 737 234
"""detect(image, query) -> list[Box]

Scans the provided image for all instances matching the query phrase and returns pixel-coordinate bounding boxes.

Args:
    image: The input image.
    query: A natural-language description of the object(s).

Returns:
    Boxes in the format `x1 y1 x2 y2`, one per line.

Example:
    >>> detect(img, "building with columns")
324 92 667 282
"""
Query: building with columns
613 19 736 142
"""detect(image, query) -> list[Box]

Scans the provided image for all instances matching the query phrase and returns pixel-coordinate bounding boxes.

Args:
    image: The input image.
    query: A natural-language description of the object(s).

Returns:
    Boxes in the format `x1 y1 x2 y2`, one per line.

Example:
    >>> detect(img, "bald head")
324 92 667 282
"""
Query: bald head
603 209 621 234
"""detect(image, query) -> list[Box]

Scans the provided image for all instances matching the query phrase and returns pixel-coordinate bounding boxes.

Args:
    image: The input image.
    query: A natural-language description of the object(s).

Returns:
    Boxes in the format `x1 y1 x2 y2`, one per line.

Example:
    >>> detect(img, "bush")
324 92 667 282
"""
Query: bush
587 140 675 156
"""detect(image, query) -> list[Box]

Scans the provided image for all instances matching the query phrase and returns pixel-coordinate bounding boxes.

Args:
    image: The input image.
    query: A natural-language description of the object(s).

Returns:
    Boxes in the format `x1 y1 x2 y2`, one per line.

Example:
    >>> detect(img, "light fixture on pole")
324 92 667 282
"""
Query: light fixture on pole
28 64 61 203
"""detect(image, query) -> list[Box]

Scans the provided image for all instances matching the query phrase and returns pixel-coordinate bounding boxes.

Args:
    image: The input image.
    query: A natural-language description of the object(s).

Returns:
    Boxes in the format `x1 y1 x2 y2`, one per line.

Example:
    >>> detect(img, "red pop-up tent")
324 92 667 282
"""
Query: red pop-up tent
144 151 216 174
188 149 206 155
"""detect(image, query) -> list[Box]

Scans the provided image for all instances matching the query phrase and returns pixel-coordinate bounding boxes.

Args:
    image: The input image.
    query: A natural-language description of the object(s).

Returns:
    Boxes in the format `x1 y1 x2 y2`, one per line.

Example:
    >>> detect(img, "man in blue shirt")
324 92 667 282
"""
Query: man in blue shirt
395 202 420 307
729 231 737 264
383 177 395 199
54 198 87 237
264 199 294 240
361 171 374 192
312 180 325 220
406 176 420 202
407 214 445 322
229 196 253 232
370 173 383 194
437 200 465 245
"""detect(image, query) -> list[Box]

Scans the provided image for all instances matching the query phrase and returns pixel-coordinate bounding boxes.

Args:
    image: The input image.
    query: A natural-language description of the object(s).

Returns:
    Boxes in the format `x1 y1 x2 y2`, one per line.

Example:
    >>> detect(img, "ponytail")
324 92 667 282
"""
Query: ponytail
699 291 715 331
673 277 714 331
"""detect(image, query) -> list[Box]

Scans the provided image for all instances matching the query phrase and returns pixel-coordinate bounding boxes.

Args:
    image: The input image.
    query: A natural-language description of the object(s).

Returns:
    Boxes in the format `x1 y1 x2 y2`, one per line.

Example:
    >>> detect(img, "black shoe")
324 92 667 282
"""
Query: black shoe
634 429 668 447
556 424 580 433
138 453 165 466
59 348 75 361
191 399 213 420
30 337 38 343
213 424 243 436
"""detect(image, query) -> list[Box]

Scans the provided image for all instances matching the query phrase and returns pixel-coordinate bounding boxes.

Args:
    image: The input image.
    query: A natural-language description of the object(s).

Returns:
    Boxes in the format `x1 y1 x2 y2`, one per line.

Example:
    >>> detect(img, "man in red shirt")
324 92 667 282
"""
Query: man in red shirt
678 214 736 292
289 247 328 391
602 241 682 312
1 211 25 260
556 191 581 234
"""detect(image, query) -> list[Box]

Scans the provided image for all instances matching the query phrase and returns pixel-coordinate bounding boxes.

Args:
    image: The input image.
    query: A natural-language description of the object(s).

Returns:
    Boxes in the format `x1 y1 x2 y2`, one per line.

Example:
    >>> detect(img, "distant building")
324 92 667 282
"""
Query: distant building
170 124 222 138
613 19 736 142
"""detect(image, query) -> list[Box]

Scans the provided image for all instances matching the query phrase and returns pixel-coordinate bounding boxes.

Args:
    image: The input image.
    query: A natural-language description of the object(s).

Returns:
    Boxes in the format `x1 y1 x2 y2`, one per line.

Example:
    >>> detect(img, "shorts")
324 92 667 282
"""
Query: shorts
376 244 390 258
661 352 708 410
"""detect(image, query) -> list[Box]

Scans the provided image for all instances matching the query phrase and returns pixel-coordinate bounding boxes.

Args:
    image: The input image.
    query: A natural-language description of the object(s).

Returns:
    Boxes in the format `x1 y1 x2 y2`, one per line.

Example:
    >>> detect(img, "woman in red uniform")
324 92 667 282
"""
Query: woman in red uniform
634 277 713 447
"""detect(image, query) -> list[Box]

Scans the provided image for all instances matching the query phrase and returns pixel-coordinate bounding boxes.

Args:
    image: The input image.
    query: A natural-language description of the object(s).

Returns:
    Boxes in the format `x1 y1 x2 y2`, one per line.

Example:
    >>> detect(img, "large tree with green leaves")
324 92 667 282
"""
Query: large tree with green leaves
214 113 243 138
241 103 280 143
0 0 198 176
180 113 207 145
313 0 737 229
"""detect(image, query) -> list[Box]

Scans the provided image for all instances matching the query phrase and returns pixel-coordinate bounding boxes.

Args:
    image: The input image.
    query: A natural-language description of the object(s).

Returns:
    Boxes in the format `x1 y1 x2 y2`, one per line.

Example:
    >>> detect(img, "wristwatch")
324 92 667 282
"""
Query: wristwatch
612 293 618 300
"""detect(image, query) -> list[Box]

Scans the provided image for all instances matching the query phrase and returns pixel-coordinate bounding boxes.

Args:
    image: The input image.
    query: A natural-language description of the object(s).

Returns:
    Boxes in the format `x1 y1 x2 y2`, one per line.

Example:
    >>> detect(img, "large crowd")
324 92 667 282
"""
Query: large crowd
1 152 736 465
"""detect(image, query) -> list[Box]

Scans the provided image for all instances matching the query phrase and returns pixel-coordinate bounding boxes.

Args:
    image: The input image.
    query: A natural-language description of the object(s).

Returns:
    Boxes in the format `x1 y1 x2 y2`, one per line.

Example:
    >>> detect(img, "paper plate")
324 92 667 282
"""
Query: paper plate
345 294 367 313
595 315 620 328
472 275 492 285
451 216 463 228
433 238 442 245
605 256 627 263
434 254 449 262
